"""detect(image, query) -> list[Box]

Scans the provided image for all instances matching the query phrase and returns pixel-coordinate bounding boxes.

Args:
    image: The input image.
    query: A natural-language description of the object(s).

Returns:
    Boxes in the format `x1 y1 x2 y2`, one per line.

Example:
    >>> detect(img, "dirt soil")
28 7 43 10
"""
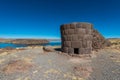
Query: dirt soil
88 49 120 80
0 47 120 80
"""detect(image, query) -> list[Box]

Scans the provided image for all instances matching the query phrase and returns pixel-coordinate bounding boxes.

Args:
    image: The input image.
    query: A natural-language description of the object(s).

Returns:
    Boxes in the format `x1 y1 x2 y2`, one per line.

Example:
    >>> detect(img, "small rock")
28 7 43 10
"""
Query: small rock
43 46 54 52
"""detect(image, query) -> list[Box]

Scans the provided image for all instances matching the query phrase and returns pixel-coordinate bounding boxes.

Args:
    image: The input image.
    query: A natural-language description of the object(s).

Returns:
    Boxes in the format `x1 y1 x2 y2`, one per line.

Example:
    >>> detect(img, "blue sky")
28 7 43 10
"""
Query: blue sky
0 0 120 39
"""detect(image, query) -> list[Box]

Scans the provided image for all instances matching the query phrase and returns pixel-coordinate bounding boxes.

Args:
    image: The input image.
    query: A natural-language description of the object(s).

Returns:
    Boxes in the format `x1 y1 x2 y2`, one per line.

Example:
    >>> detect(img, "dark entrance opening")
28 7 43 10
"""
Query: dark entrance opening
74 48 79 54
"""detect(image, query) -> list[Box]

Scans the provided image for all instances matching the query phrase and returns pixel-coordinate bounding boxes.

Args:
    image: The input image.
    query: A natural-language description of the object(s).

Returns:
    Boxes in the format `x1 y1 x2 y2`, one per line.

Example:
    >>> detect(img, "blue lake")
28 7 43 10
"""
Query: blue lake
0 41 61 48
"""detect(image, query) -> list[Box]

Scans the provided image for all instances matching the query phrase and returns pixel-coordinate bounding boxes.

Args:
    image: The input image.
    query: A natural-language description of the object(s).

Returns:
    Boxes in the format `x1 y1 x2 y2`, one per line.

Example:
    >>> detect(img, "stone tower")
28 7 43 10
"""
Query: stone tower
60 22 93 54
60 22 110 54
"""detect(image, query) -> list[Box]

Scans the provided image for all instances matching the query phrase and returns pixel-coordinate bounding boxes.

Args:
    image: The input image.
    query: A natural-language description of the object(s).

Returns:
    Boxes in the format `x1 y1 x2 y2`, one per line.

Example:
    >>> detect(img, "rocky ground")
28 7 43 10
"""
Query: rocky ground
88 49 120 80
0 46 91 80
0 46 120 80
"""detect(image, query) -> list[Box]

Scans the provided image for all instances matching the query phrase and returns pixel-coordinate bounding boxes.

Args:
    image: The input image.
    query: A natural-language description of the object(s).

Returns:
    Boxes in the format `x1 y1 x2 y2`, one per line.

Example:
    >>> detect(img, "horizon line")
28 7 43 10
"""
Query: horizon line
0 35 120 39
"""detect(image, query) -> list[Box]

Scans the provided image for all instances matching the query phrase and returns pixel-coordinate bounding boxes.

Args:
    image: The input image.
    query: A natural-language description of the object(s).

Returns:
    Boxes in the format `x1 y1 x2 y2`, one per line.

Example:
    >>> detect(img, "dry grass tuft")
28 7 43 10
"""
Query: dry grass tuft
108 39 120 49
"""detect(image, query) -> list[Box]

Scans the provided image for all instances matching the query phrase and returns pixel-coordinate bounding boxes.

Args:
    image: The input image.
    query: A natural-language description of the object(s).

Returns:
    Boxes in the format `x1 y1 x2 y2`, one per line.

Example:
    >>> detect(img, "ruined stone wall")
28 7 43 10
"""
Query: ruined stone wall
60 22 110 54
60 23 93 54
92 30 106 50
92 30 111 50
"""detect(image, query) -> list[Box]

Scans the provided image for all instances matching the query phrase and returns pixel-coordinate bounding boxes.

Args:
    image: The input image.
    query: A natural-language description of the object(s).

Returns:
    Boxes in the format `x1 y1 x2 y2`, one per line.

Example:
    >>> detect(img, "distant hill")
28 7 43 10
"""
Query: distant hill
107 38 120 40
47 39 61 42
0 38 49 45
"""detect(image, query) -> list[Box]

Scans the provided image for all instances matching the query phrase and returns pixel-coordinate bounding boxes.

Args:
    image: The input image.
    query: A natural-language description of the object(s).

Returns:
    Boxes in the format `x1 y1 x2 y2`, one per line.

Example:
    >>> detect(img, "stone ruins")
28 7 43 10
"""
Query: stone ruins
60 22 110 54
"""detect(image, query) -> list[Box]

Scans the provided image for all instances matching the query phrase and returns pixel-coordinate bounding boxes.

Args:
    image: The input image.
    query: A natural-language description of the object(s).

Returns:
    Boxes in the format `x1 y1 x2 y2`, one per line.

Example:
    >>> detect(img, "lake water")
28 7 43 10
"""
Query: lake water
0 41 61 48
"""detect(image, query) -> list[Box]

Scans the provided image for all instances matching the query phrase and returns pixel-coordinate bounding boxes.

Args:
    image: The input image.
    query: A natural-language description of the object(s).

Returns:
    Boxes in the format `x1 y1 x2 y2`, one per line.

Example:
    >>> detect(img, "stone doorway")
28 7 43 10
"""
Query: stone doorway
74 48 79 54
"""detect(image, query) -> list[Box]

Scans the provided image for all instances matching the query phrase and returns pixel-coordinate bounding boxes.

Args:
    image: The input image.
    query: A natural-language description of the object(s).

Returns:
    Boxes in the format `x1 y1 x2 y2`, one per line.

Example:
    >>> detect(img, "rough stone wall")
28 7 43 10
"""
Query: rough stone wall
60 22 93 54
92 30 111 50
60 22 109 54
92 30 106 50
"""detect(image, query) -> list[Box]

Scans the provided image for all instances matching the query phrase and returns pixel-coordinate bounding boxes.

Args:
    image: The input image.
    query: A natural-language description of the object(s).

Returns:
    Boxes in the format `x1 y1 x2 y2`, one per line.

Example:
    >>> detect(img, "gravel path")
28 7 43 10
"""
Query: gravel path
88 49 120 80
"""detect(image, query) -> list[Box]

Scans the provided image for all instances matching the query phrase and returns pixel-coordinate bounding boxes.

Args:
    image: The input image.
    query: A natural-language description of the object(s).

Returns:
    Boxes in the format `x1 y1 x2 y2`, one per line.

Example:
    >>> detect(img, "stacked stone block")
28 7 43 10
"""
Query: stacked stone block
60 22 110 54
60 22 93 54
